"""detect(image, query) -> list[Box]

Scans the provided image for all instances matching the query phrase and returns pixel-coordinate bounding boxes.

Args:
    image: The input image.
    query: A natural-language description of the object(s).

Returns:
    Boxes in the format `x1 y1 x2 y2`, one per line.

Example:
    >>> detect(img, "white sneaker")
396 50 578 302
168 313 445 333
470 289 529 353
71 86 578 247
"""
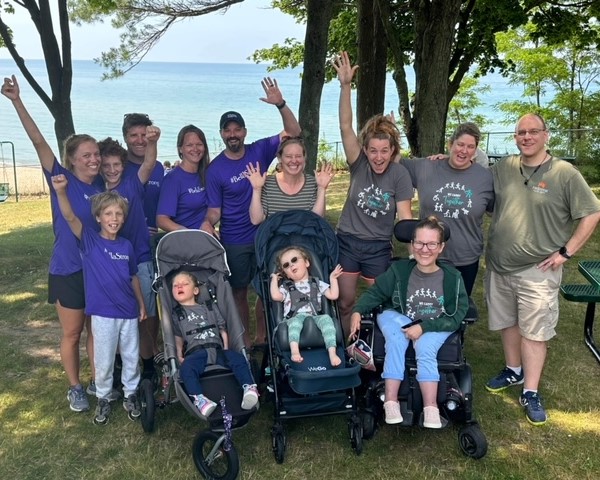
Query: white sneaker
423 406 442 429
241 384 259 410
383 401 403 424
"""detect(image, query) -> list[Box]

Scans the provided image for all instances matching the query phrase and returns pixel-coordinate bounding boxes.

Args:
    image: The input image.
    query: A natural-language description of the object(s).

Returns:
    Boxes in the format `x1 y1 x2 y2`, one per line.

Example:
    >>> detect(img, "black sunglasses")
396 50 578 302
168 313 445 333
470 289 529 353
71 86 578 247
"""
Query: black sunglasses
123 113 149 119
281 256 300 270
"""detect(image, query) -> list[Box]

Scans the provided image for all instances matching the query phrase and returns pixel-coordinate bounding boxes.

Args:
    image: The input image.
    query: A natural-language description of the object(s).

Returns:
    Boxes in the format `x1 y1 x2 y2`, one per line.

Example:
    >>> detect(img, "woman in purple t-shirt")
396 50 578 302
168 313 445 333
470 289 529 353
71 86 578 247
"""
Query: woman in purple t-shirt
2 75 102 413
157 125 210 231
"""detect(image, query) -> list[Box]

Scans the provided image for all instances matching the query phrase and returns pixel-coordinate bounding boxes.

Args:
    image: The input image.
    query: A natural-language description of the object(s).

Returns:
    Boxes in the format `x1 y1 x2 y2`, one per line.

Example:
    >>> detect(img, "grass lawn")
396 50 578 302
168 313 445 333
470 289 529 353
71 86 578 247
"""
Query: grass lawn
1 176 599 480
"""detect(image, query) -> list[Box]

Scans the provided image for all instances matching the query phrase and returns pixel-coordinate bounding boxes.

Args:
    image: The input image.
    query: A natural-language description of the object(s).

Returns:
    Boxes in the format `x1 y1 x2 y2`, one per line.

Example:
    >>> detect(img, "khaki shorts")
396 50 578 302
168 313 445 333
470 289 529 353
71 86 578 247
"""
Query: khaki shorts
484 265 562 341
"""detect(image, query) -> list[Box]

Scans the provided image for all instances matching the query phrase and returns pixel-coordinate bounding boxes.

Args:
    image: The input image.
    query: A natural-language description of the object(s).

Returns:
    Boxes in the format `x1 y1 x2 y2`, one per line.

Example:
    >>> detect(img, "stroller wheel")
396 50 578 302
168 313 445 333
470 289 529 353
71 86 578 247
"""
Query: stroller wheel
193 430 240 480
360 410 377 440
458 424 488 459
271 424 286 464
349 415 364 455
139 378 156 433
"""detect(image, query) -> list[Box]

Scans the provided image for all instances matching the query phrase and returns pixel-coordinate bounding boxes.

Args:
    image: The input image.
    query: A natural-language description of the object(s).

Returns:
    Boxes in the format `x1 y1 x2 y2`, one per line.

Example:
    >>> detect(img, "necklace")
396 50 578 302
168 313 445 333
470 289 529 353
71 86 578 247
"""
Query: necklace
519 154 549 186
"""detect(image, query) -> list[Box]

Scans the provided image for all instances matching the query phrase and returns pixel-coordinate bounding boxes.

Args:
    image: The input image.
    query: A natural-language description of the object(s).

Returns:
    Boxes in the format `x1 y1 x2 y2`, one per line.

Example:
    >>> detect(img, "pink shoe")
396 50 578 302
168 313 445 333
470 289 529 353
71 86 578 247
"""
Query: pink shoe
383 401 403 424
193 394 217 417
241 384 259 410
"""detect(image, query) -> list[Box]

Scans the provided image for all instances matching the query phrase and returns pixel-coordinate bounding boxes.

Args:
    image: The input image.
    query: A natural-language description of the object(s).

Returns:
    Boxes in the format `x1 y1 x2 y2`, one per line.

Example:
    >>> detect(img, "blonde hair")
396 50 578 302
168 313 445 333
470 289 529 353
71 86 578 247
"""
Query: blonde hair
91 190 129 219
62 134 97 171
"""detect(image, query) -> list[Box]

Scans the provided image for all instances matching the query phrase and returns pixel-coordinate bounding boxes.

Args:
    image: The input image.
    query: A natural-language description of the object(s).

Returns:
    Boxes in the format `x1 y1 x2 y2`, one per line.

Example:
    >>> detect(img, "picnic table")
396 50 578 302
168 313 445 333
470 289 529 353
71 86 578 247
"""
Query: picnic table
559 260 600 364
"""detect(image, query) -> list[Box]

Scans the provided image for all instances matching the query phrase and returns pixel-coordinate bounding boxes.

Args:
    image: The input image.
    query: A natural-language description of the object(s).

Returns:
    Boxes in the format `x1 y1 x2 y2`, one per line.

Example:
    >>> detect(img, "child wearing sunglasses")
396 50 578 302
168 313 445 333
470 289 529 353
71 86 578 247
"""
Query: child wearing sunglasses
270 246 344 367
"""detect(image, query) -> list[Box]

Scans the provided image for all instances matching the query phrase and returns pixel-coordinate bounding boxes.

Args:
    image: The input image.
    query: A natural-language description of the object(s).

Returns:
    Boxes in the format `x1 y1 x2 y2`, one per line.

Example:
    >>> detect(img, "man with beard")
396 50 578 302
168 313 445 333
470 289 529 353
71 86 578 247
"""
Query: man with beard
201 77 301 348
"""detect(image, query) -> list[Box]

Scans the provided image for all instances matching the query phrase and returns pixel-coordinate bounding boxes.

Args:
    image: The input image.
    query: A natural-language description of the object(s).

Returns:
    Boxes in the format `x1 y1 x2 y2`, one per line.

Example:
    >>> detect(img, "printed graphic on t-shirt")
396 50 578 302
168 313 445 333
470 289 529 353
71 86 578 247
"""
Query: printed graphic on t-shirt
406 287 445 320
186 310 217 341
104 247 130 261
432 182 473 219
357 185 392 218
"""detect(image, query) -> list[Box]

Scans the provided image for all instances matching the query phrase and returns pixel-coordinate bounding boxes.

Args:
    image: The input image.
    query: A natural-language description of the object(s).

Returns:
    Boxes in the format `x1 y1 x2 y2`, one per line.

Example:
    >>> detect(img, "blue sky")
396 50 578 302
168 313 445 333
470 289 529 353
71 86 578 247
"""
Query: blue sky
0 1 306 63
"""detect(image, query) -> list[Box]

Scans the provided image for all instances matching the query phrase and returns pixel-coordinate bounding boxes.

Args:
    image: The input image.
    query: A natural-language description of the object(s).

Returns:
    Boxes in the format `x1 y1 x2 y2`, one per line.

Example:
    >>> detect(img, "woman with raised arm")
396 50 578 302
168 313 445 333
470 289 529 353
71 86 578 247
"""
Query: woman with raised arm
2 75 102 413
332 52 414 337
245 136 334 224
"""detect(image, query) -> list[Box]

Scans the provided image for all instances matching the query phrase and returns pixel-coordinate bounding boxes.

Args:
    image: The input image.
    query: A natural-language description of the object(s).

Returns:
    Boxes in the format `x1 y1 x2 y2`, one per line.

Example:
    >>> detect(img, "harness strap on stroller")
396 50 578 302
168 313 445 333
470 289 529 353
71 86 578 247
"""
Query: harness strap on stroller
283 277 322 319
174 304 222 365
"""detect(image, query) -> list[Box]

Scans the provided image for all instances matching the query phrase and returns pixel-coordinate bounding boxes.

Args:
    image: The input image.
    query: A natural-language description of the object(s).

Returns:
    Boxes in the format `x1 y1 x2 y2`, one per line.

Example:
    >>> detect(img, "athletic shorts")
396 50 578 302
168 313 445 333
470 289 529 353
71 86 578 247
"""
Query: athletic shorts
48 270 85 309
224 243 257 289
337 232 392 280
485 265 562 342
137 260 157 317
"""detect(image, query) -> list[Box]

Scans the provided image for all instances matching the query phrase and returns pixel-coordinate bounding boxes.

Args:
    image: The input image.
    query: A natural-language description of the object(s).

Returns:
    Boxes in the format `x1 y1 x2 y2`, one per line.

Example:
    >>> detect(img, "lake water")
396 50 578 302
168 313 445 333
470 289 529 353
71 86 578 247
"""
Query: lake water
0 59 520 166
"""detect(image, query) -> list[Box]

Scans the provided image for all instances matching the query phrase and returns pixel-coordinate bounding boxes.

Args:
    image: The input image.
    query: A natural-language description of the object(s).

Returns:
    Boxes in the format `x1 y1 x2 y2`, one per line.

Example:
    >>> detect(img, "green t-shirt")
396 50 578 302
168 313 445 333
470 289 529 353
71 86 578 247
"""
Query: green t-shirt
487 155 600 274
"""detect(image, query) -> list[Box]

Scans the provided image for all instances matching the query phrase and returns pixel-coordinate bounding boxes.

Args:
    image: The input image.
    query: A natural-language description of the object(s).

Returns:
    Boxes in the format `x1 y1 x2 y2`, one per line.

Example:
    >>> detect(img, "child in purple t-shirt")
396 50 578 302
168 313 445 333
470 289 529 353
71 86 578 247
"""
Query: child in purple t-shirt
52 174 147 426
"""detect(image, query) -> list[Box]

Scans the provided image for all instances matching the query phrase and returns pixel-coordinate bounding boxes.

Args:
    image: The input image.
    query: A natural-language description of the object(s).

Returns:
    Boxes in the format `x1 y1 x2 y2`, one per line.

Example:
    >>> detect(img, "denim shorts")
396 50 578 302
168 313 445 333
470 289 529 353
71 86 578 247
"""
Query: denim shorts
337 232 392 280
48 270 85 309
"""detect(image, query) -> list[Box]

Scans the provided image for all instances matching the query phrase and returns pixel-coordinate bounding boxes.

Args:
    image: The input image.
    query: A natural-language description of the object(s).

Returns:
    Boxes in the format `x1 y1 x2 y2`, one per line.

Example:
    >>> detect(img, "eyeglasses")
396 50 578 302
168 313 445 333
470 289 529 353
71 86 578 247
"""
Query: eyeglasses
281 256 300 270
123 113 149 120
412 240 441 250
515 128 546 137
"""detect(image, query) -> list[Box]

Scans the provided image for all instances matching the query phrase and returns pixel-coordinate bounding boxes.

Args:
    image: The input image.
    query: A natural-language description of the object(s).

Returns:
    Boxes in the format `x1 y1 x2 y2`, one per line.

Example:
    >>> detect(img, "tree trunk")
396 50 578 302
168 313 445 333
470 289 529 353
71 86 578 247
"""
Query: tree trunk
299 0 335 172
356 0 388 130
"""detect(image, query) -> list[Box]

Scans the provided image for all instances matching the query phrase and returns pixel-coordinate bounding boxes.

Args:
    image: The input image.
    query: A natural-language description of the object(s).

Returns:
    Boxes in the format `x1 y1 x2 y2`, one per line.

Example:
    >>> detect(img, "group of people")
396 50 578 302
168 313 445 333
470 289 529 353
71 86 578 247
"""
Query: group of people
3 48 600 429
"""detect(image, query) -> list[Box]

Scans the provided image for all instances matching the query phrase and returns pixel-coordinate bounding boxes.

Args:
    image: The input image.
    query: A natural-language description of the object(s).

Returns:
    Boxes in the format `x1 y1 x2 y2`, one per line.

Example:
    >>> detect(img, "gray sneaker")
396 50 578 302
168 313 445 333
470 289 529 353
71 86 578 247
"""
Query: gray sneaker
67 384 90 412
93 398 111 425
123 394 141 420
86 380 121 402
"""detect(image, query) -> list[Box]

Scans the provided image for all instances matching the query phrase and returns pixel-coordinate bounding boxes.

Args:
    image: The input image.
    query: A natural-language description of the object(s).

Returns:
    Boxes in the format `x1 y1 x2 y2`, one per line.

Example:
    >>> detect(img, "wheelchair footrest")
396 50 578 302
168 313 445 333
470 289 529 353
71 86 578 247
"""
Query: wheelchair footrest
560 284 600 303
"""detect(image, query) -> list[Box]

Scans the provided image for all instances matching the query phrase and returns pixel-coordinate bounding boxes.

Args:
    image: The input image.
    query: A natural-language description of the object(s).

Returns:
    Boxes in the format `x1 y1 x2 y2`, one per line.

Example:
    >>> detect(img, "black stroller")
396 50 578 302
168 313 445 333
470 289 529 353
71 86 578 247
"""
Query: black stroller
254 210 363 463
355 219 488 459
139 229 258 480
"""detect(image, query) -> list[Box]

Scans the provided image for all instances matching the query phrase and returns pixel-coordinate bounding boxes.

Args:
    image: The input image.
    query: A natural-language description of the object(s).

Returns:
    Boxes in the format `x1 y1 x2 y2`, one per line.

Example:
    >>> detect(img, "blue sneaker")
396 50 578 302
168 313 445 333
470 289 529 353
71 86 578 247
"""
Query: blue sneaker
520 391 547 425
67 384 90 412
485 367 524 392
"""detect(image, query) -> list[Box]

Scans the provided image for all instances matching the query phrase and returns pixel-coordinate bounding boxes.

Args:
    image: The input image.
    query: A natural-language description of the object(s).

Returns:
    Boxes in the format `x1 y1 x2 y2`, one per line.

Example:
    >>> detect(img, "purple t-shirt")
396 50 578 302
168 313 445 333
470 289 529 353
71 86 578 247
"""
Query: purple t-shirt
44 158 103 275
80 227 139 318
205 135 280 245
114 175 152 264
124 161 164 229
156 166 207 230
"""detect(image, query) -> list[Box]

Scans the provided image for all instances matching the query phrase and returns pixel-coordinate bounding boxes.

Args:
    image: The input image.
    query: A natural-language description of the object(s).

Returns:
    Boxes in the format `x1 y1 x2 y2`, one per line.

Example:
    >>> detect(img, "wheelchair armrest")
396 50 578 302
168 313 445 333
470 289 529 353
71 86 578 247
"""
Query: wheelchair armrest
464 297 479 324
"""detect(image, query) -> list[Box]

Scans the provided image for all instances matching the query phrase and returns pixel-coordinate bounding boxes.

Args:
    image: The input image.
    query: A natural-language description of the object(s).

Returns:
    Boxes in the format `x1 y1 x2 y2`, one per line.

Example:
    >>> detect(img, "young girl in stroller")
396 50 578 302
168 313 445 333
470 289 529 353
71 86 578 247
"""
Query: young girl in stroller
171 271 259 417
349 216 469 428
269 246 344 367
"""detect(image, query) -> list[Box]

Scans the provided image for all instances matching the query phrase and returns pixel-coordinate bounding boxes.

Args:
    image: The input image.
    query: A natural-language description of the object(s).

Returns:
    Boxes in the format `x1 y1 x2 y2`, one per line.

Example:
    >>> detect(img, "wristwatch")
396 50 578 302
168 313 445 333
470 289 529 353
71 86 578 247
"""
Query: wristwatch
559 246 572 259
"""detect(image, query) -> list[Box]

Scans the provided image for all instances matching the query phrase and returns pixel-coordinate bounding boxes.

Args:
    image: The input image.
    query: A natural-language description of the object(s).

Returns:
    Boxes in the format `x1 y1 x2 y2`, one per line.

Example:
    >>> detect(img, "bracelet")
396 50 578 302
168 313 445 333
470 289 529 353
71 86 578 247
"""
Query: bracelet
276 100 286 110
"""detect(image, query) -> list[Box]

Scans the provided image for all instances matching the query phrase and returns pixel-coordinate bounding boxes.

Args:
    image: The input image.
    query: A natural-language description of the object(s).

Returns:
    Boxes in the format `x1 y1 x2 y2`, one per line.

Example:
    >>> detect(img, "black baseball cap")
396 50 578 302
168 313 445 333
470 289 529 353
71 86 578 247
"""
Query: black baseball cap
219 111 246 130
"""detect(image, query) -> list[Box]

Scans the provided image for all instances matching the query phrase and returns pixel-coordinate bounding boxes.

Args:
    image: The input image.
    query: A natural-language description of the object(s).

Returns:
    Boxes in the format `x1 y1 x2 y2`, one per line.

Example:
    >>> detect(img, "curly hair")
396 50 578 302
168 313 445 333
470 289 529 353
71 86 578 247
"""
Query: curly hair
358 115 401 155
98 137 127 165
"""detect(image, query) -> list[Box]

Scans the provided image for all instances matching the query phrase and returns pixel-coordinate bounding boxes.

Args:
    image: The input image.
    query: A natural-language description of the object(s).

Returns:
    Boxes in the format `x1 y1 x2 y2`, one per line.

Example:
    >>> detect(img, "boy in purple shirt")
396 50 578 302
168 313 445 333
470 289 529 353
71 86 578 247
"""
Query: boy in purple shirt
201 77 301 348
52 174 147 426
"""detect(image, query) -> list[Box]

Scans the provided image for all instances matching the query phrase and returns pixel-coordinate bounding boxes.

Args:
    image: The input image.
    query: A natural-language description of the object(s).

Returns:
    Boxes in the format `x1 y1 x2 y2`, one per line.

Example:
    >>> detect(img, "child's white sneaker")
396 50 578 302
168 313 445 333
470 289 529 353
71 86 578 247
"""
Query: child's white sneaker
423 406 442 429
241 384 259 410
383 401 403 424
193 394 217 417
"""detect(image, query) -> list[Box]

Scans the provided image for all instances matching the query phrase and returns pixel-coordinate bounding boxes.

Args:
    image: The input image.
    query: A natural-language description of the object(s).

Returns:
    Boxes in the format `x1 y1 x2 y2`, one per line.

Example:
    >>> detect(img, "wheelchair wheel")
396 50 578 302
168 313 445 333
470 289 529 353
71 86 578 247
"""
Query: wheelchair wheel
139 378 155 433
192 430 240 480
458 424 488 459
272 423 286 464
360 410 377 440
349 415 363 455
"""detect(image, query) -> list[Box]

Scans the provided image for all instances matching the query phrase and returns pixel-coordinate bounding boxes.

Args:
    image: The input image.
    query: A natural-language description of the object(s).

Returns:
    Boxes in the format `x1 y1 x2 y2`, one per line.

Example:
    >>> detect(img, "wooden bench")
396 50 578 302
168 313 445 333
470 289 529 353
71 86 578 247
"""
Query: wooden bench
559 284 600 364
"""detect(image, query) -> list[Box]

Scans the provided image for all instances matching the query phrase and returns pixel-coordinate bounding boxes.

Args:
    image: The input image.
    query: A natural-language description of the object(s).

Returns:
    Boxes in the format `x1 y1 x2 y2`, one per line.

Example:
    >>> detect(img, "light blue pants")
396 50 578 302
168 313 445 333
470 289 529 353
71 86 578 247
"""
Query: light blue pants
92 315 140 399
377 309 452 382
286 313 337 350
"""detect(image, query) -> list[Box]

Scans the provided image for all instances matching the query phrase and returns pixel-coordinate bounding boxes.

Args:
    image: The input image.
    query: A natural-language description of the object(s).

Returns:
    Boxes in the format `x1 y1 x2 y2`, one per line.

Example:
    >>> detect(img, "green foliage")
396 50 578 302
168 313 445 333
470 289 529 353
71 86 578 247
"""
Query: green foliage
248 38 305 71
447 75 491 131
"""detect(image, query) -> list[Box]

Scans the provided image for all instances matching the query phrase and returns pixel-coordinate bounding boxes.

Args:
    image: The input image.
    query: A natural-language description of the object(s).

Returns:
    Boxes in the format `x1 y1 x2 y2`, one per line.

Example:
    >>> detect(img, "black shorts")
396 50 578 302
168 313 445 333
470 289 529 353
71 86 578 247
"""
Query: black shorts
224 243 257 289
337 232 392 280
48 271 85 309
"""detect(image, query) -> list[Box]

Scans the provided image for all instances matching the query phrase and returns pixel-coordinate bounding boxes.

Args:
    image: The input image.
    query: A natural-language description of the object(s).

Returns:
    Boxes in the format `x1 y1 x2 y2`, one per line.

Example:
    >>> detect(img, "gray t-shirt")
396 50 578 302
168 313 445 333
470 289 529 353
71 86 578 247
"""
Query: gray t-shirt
487 155 600 274
401 158 494 266
172 304 225 352
261 174 317 218
406 268 445 325
337 152 414 241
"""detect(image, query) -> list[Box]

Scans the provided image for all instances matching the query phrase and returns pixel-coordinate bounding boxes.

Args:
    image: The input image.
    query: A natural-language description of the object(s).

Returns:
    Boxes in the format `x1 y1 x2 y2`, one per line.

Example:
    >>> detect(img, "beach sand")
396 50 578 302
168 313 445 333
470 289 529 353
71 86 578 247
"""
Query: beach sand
0 164 50 198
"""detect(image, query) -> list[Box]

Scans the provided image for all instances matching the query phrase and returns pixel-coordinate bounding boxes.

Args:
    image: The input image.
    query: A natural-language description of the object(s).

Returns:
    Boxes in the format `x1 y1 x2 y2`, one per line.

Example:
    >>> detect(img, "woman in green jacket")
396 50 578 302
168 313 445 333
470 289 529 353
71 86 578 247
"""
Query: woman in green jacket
349 216 469 428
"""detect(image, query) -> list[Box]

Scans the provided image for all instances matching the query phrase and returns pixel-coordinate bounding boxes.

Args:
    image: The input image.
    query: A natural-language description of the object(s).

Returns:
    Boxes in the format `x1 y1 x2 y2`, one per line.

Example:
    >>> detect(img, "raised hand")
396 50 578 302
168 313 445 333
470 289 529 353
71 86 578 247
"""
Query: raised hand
330 264 344 280
244 162 266 189
259 77 284 106
146 125 161 144
332 51 359 86
51 174 68 193
315 162 335 189
1 75 20 101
